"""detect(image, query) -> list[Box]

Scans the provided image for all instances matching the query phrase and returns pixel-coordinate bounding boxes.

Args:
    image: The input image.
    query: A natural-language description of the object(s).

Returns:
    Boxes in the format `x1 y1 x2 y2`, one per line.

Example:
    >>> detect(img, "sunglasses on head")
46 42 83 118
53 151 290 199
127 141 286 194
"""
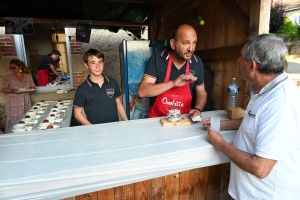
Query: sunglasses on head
9 67 17 70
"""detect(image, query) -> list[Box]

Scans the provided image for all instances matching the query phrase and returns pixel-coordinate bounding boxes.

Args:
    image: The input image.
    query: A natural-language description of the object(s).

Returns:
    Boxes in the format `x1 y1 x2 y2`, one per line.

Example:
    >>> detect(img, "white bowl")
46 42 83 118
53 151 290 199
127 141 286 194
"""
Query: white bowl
53 124 60 129
39 122 51 128
12 128 26 132
33 115 41 120
45 117 55 124
34 102 44 106
21 118 31 125
32 106 40 110
37 111 44 115
55 104 64 108
13 123 26 129
50 108 60 113
42 103 49 107
25 112 36 117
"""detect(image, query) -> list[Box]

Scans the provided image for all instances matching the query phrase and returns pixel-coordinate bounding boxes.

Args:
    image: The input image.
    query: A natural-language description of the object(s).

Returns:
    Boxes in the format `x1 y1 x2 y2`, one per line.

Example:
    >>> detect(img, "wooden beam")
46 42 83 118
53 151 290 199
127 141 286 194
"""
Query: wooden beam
0 17 146 27
220 0 250 35
194 44 244 61
249 0 271 36
98 0 151 3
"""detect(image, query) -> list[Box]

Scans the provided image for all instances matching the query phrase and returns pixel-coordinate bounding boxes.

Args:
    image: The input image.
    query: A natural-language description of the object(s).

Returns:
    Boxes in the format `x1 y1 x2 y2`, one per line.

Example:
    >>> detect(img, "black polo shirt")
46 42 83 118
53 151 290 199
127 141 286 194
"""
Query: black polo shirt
144 48 205 106
73 75 121 124
38 56 53 70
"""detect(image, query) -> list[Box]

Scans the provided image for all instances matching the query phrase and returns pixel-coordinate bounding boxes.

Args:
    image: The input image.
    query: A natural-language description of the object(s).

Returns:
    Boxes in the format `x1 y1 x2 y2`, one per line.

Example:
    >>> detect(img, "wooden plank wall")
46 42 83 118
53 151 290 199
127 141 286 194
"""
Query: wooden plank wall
148 0 252 110
63 163 230 200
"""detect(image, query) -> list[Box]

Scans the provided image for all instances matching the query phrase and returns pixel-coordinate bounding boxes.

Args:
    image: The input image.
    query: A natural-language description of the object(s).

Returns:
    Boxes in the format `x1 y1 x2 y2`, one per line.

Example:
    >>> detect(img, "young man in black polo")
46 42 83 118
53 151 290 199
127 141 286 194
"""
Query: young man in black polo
73 49 128 125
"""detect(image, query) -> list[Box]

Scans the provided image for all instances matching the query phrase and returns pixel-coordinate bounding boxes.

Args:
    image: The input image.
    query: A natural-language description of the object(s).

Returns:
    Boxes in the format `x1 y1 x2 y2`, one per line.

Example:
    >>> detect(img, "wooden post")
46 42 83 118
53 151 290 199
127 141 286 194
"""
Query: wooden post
245 0 271 107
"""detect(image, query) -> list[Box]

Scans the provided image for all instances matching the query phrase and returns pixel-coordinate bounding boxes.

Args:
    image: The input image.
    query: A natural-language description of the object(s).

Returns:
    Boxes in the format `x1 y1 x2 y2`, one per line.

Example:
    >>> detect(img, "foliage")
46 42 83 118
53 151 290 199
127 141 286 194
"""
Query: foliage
279 18 299 37
270 0 286 33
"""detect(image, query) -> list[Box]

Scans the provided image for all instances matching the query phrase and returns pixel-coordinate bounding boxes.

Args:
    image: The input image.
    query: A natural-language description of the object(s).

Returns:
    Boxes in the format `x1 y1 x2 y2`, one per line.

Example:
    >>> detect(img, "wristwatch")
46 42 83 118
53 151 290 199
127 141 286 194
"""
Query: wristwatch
194 108 202 112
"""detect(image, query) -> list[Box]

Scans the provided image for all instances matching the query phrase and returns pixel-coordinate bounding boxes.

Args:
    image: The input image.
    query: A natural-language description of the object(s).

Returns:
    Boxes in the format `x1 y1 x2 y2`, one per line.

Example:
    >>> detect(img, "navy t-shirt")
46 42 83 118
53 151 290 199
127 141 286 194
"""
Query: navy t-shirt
38 56 53 70
73 75 122 124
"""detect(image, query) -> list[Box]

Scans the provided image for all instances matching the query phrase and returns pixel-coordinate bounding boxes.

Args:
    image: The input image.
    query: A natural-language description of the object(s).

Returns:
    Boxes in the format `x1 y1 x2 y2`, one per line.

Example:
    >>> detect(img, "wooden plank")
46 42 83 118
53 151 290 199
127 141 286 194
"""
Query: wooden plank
114 186 122 200
220 0 250 35
76 192 98 200
213 60 224 110
122 184 134 200
206 165 222 200
179 170 195 200
98 188 114 200
194 167 209 200
149 177 165 200
134 180 149 200
164 173 179 200
62 197 76 200
98 0 151 3
213 0 227 48
194 44 244 61
219 163 231 200
205 0 215 49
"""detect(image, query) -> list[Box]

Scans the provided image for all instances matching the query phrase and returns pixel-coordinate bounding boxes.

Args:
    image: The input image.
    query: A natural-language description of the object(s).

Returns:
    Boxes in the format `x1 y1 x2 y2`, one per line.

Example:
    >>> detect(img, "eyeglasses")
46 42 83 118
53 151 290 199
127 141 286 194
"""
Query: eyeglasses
9 67 17 70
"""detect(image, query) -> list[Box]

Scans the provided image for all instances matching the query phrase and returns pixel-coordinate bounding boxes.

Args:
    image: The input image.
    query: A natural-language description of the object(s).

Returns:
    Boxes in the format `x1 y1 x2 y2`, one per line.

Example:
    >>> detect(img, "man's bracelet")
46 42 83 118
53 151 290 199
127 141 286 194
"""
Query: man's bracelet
194 108 202 112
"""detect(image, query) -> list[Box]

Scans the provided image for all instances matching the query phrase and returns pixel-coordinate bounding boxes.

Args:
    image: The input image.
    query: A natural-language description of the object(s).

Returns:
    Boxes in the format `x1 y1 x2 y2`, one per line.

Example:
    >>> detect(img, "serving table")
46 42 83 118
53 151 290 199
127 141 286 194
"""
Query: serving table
0 110 236 200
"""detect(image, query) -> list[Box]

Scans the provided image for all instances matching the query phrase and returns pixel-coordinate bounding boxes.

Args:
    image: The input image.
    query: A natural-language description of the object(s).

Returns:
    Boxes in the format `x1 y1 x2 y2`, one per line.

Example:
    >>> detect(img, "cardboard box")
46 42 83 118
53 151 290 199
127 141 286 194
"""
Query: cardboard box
227 107 245 119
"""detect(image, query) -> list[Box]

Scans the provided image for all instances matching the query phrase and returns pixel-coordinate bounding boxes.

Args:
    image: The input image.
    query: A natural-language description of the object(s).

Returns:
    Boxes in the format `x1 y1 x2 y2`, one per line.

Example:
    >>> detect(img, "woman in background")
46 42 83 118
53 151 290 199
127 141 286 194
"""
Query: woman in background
1 59 36 129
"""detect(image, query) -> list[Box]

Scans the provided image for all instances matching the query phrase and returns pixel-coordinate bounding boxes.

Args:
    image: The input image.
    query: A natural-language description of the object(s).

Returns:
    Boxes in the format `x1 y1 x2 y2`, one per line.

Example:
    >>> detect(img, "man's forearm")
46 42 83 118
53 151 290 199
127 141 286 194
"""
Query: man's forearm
138 81 174 97
220 118 242 130
194 93 207 111
215 138 276 179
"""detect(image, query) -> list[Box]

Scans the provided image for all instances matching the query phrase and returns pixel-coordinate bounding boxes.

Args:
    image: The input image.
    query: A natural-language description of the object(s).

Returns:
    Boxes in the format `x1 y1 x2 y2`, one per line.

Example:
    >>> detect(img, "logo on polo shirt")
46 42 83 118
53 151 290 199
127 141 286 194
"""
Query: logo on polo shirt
106 88 114 98
188 70 195 76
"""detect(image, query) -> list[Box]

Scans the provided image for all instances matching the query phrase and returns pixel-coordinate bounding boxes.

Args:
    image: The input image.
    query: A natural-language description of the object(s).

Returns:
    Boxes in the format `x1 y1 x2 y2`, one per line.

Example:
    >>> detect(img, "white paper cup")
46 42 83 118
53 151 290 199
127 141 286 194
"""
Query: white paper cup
211 117 220 132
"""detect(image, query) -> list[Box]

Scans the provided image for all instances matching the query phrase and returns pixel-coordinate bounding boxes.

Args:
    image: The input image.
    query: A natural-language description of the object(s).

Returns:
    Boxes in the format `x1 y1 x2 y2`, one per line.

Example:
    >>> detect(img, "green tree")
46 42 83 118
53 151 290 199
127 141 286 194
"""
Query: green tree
279 18 299 37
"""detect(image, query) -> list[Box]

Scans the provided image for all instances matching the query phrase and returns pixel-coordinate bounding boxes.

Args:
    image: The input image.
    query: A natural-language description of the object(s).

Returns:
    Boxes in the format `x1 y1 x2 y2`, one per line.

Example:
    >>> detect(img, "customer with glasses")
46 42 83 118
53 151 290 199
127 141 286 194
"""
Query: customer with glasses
1 59 36 130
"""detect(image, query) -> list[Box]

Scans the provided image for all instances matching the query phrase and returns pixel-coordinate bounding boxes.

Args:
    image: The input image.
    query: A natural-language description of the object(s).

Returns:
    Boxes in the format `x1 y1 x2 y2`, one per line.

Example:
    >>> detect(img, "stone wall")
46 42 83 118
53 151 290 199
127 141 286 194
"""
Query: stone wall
71 29 134 89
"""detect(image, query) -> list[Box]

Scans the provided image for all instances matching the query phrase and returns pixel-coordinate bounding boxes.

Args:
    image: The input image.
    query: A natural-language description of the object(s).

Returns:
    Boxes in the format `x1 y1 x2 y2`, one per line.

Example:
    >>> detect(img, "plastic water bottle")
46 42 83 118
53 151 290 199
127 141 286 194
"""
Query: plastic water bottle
227 78 239 108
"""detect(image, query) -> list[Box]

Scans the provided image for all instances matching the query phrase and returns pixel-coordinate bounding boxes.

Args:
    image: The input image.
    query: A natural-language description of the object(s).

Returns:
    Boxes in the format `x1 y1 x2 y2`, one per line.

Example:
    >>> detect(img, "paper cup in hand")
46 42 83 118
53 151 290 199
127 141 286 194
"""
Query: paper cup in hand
210 117 220 132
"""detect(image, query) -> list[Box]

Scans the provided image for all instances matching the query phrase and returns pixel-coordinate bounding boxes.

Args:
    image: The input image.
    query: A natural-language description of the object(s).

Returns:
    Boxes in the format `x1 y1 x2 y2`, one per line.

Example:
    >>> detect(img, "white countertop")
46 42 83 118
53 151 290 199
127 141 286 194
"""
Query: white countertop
0 110 236 200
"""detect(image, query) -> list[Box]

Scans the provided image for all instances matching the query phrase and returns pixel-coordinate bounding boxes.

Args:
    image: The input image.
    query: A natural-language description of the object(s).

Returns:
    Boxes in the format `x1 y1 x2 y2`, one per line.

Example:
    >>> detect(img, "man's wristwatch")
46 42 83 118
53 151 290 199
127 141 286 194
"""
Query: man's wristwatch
194 108 202 112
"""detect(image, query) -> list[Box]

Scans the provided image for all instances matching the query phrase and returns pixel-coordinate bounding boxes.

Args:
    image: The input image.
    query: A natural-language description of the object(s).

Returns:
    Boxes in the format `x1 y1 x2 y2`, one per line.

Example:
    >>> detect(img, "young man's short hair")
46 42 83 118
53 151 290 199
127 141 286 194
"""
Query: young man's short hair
83 49 104 64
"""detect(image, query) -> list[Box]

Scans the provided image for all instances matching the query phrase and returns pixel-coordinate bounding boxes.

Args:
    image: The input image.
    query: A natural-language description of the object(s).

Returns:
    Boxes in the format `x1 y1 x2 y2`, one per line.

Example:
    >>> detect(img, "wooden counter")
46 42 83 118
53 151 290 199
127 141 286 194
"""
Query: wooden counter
0 111 235 200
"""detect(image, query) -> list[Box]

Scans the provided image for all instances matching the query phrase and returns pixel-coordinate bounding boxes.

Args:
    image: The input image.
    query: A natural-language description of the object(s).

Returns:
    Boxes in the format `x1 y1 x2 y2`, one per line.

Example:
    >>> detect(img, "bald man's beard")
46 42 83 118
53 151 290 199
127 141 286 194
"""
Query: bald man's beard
173 48 192 61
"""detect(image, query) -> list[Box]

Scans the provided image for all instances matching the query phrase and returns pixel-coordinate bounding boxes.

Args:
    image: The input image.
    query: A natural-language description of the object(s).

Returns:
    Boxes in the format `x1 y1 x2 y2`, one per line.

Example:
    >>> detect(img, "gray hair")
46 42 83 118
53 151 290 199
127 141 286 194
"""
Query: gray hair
243 34 287 74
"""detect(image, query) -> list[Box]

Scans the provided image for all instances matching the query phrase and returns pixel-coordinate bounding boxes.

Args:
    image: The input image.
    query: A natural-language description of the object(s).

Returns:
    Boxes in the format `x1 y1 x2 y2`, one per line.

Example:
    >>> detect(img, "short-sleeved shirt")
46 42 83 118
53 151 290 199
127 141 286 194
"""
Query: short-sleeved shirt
144 48 205 106
38 56 53 70
229 72 300 199
73 75 121 124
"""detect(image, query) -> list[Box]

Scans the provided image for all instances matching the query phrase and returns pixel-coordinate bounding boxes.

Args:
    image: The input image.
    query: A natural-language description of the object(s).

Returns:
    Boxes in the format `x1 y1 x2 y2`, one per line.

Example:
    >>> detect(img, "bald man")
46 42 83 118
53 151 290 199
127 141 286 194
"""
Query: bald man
138 24 207 118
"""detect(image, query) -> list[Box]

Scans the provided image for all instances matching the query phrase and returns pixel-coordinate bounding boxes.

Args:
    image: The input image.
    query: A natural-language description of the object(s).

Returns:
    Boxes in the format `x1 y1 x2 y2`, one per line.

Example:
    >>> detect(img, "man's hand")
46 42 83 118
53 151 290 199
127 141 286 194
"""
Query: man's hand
206 126 224 147
189 108 202 119
202 118 211 130
171 74 197 87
